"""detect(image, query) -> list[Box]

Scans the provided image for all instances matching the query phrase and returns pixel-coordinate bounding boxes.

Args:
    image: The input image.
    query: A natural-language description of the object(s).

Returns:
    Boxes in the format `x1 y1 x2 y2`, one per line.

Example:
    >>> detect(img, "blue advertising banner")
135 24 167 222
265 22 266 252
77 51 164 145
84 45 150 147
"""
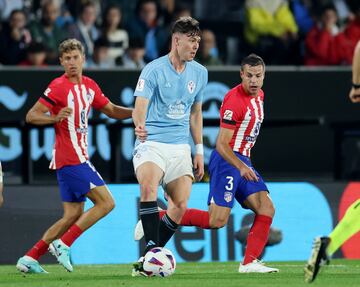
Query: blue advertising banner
71 182 332 264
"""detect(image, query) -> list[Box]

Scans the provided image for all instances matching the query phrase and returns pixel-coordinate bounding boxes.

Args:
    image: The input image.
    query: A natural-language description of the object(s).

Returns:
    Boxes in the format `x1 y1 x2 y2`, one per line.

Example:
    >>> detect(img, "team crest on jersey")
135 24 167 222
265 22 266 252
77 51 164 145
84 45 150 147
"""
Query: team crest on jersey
224 192 233 203
187 81 196 94
136 79 145 92
223 109 233 121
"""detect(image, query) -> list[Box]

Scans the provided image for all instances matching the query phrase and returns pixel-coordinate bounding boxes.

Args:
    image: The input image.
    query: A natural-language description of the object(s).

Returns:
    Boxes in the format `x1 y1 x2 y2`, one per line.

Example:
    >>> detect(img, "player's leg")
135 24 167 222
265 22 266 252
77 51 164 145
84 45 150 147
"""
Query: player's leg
158 175 192 247
136 162 163 252
234 160 278 273
48 161 113 271
16 202 83 274
327 198 360 255
241 191 275 265
50 185 114 272
132 162 163 277
304 199 360 283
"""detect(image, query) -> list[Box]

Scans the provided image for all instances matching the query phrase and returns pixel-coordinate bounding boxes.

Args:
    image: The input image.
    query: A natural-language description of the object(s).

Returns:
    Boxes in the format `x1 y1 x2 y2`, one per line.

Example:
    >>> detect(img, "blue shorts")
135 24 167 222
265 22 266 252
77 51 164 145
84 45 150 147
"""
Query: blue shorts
56 161 105 202
207 150 268 209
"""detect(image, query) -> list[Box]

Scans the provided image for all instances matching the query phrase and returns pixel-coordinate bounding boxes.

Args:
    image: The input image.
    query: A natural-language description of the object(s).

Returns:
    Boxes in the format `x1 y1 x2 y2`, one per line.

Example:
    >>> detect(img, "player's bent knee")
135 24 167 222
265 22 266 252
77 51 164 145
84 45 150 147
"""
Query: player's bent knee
140 184 157 201
257 203 275 218
103 199 115 214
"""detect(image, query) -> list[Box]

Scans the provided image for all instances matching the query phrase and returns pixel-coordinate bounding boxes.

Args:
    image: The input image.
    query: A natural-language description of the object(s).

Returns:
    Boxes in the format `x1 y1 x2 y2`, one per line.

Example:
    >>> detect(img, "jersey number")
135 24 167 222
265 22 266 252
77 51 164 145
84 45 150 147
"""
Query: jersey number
225 176 234 191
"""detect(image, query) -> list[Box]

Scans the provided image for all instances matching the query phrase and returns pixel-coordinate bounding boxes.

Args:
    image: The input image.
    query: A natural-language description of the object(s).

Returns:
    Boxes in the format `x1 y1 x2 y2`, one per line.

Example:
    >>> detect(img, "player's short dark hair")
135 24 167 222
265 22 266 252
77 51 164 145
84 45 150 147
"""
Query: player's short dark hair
241 54 265 70
171 16 201 37
59 38 85 57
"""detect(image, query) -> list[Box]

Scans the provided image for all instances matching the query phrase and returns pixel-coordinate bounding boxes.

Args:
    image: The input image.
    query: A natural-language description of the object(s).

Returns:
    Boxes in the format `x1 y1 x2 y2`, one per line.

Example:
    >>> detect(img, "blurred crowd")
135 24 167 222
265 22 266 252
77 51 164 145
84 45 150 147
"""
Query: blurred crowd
0 0 359 67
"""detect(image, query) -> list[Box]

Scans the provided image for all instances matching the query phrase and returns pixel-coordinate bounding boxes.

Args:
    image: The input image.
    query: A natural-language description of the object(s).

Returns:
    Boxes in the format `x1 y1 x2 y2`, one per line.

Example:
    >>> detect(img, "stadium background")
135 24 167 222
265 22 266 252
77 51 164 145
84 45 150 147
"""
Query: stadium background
1 67 360 264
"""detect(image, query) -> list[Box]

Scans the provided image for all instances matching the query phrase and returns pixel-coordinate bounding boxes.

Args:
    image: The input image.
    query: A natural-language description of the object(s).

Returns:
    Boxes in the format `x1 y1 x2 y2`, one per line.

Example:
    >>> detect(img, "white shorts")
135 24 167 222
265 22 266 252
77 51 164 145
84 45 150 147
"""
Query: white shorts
133 141 193 186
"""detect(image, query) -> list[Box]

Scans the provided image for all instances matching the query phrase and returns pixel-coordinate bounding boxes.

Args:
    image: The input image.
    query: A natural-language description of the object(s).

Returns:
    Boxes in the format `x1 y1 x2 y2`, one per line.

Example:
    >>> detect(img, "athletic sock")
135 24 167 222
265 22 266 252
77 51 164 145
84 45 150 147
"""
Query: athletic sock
243 214 272 265
159 208 210 229
159 213 179 247
60 224 83 247
140 201 160 253
328 199 360 256
25 240 49 260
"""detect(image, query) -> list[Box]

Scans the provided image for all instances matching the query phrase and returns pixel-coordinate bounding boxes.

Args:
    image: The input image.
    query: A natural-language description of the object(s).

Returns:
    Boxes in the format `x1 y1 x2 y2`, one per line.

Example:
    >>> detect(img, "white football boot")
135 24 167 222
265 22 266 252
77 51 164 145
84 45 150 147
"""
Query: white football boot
238 259 279 273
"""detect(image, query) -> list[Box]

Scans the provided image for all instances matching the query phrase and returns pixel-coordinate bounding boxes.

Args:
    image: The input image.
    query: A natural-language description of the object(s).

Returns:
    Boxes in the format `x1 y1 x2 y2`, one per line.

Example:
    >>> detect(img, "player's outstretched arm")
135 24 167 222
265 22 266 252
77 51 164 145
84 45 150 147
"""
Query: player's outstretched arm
26 101 72 125
349 41 360 103
133 97 149 142
100 102 133 120
190 102 204 181
216 127 258 182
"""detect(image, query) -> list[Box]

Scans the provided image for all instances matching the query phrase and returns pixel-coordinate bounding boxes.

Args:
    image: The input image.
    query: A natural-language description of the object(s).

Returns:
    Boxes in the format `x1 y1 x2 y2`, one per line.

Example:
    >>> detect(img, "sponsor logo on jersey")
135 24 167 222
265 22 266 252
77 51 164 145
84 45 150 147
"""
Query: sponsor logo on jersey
136 79 145 92
166 101 186 119
187 80 196 94
223 109 233 121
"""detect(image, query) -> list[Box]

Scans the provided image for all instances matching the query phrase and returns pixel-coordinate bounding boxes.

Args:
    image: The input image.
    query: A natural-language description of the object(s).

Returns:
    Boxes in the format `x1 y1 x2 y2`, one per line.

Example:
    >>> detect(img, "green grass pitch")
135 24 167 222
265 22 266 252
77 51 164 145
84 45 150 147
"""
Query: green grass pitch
1 260 359 287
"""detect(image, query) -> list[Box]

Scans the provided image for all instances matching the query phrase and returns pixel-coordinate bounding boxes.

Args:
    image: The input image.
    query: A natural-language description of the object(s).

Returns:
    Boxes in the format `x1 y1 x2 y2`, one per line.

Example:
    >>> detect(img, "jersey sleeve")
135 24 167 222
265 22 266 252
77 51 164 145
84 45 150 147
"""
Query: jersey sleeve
38 82 59 110
91 81 110 110
133 64 156 100
195 68 208 103
219 92 239 130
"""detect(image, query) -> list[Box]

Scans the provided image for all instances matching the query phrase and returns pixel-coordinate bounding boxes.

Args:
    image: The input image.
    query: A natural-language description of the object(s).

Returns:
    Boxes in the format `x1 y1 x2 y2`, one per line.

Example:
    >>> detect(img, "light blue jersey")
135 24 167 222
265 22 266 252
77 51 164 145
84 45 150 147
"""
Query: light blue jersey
134 55 208 144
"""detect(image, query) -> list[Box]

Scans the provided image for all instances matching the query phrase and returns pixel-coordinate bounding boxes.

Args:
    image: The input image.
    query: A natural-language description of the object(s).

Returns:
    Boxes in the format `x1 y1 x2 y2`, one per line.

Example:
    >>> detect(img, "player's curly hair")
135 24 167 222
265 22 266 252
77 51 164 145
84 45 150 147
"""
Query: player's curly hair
172 16 201 37
59 38 85 57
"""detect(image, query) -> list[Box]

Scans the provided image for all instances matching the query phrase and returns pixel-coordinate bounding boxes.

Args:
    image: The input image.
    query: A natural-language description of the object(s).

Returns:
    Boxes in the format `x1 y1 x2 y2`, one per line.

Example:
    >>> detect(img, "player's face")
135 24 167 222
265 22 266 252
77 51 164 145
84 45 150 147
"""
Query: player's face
175 33 201 62
60 50 85 78
240 64 265 96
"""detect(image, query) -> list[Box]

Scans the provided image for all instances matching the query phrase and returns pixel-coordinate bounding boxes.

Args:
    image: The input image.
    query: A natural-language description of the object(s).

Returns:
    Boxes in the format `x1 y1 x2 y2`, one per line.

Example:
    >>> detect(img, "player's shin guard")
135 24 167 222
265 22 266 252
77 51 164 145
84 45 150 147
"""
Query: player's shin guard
243 215 272 265
140 201 160 253
158 213 178 247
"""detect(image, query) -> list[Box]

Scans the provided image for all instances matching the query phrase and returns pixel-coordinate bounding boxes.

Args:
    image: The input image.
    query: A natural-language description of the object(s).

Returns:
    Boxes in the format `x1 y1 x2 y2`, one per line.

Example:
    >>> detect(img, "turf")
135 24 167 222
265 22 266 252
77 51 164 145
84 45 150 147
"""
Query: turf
0 260 359 287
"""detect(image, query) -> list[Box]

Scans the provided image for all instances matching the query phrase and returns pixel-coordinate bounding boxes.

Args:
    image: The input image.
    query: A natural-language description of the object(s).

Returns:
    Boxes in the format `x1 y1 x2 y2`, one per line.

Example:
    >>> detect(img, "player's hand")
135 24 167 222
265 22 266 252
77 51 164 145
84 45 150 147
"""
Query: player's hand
239 165 258 181
193 154 204 181
135 125 148 142
349 88 360 103
55 107 73 122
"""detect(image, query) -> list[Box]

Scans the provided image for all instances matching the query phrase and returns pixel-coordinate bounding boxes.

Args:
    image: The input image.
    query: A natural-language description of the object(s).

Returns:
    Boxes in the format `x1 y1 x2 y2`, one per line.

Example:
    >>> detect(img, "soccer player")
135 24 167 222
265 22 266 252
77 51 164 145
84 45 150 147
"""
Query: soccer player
16 38 132 274
131 16 207 276
304 40 360 283
0 161 3 207
135 54 279 273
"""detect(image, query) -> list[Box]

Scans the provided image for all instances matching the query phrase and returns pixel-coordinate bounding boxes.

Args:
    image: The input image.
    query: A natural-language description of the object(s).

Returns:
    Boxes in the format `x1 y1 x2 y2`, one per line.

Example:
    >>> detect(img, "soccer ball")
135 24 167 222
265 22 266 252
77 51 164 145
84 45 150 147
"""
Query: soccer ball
143 247 176 277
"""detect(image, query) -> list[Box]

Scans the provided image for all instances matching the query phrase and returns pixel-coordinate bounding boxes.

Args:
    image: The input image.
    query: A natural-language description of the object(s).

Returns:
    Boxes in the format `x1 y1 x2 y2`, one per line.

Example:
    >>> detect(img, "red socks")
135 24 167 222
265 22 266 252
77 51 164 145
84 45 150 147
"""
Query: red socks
243 214 272 265
60 224 83 247
26 240 49 260
159 208 210 229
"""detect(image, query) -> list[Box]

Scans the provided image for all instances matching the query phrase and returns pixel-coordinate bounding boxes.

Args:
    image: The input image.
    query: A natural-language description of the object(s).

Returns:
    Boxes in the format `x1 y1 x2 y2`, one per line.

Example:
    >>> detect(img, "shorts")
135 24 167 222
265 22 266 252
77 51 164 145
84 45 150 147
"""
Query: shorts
56 161 105 202
207 150 268 209
132 141 193 186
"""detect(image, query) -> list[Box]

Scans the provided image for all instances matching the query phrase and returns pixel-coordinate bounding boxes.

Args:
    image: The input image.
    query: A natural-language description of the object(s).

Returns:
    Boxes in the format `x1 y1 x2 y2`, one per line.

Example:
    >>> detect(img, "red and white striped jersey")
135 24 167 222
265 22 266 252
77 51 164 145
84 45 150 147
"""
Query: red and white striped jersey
38 74 109 169
219 84 264 157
